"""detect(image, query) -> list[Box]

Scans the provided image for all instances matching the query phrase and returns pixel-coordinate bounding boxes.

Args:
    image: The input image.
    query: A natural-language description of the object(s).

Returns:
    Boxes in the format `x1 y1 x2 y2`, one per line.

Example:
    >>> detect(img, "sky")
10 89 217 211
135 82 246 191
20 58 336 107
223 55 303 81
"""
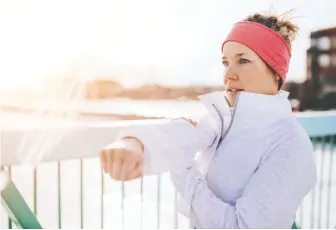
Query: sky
0 0 335 90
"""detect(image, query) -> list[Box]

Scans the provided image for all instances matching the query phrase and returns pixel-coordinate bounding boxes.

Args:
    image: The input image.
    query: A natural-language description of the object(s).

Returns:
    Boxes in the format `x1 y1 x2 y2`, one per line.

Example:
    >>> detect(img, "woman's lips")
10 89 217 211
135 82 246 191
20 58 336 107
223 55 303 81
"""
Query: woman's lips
227 89 244 101
227 89 243 92
227 89 243 94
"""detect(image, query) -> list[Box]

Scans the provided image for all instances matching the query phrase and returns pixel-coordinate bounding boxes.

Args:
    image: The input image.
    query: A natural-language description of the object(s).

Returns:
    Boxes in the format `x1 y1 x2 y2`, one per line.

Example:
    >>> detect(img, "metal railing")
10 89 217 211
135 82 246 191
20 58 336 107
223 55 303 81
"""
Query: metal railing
1 112 336 229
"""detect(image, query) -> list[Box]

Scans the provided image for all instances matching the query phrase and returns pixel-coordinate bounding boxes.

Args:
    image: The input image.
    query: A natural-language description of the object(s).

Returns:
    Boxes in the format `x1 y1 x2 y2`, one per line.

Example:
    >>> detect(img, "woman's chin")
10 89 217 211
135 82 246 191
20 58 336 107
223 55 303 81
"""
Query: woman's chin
226 98 235 107
226 93 237 107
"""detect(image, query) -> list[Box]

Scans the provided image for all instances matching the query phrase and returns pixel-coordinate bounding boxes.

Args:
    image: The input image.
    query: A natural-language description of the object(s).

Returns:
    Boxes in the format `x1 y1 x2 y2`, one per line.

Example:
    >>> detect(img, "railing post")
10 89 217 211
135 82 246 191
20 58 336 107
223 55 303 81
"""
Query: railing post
34 168 37 216
157 175 161 229
80 159 84 229
8 167 13 229
0 130 11 229
326 135 335 228
101 170 104 229
57 162 62 229
310 138 317 228
140 177 144 230
318 136 327 228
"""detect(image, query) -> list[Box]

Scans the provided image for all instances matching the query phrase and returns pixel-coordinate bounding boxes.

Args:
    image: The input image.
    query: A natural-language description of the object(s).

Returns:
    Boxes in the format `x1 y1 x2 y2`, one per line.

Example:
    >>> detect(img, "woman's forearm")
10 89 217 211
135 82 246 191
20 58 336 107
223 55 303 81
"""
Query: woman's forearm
116 117 218 175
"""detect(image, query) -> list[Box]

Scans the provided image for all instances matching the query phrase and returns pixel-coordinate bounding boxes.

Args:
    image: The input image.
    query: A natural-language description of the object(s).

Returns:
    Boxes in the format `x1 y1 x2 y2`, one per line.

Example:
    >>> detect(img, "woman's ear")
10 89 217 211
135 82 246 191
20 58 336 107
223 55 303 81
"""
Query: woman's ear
274 75 282 91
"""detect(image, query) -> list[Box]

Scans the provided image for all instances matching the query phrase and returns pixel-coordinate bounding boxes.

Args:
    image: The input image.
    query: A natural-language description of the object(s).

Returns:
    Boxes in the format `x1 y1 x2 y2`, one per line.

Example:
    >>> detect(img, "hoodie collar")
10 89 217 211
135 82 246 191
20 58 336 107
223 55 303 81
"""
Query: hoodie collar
197 90 292 129
197 91 231 119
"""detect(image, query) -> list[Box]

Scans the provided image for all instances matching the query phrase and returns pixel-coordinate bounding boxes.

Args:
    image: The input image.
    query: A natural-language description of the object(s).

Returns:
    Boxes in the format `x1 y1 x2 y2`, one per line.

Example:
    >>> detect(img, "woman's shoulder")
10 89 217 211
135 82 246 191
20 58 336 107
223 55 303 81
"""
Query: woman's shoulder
261 116 317 186
263 117 315 161
268 116 312 145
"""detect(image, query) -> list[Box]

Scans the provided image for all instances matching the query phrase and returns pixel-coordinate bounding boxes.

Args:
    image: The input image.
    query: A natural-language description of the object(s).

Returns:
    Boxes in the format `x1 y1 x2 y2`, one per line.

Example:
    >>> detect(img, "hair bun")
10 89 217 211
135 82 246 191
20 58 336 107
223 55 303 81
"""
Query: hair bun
244 12 299 50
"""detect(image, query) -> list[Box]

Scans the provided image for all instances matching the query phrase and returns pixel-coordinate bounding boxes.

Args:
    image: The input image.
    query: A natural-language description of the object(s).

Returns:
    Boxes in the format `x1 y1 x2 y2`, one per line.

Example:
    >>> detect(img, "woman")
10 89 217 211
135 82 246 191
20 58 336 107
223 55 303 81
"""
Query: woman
100 13 317 228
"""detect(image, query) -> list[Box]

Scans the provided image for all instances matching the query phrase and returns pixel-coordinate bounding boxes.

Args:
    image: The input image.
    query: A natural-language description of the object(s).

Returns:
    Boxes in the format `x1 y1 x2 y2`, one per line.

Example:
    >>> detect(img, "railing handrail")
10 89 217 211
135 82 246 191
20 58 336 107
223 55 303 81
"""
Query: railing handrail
296 111 336 137
1 112 336 166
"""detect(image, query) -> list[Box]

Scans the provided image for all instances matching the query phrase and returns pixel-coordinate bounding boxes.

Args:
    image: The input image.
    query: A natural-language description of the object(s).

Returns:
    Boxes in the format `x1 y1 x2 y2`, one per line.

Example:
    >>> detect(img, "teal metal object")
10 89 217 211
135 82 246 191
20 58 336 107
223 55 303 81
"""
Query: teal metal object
1 172 42 229
296 112 336 137
292 221 299 229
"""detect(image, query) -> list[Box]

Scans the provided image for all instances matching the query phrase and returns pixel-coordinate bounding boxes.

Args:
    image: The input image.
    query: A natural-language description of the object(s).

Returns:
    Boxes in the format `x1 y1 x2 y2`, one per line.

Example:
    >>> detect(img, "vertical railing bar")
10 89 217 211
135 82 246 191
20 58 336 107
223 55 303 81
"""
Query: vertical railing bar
7 166 12 229
174 189 178 229
318 136 327 228
1 131 12 230
57 162 62 229
80 160 84 229
310 137 317 228
140 177 143 230
299 203 304 227
121 182 125 230
34 167 37 215
326 135 335 228
100 170 104 229
157 175 161 229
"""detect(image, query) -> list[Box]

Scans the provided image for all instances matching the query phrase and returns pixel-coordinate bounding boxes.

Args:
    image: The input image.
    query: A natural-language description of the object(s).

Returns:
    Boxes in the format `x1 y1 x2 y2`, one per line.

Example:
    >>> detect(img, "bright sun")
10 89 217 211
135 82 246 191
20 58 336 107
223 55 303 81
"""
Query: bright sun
0 1 101 92
0 1 183 92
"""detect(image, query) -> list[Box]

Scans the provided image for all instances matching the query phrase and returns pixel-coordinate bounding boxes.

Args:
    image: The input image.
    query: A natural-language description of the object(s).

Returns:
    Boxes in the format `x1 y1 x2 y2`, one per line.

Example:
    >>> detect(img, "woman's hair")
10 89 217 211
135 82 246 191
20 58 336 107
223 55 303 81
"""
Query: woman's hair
244 12 299 89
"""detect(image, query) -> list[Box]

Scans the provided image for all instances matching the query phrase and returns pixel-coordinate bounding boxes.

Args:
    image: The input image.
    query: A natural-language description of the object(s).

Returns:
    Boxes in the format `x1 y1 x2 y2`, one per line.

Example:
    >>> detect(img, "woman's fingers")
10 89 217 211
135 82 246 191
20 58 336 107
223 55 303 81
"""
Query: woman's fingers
100 150 107 173
120 152 138 181
100 148 114 173
124 163 143 181
111 150 123 180
100 141 144 181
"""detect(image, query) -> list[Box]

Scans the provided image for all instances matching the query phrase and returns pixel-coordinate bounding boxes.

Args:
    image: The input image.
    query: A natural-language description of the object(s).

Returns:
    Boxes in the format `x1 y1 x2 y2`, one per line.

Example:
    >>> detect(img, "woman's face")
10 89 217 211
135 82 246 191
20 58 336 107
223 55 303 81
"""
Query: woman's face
222 41 279 107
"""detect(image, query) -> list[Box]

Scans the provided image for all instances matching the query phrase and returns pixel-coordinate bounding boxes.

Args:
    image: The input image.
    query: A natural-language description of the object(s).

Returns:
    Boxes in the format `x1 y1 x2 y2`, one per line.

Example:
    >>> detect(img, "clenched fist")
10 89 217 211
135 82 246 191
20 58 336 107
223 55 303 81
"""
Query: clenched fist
100 138 144 181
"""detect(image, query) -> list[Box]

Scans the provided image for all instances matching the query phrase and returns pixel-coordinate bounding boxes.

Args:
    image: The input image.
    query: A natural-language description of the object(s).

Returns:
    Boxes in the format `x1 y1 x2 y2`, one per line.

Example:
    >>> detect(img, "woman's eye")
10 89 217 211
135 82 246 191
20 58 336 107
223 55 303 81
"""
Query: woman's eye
222 61 229 67
239 58 250 64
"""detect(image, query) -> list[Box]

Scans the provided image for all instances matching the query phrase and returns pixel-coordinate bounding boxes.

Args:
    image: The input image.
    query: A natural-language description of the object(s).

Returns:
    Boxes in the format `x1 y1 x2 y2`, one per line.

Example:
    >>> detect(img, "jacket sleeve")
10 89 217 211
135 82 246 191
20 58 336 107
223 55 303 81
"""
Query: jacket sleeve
116 116 218 175
171 134 317 228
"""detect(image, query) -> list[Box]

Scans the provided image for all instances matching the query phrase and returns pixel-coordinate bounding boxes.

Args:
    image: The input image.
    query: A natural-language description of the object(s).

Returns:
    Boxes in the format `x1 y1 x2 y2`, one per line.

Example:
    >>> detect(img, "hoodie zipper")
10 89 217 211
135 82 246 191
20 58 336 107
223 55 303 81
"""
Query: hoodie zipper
211 92 241 149
203 93 241 181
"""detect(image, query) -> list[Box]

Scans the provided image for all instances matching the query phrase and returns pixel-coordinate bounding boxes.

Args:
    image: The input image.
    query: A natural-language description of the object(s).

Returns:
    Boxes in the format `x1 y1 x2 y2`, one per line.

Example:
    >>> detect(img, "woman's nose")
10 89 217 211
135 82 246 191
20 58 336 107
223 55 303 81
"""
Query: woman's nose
224 65 238 80
224 72 238 85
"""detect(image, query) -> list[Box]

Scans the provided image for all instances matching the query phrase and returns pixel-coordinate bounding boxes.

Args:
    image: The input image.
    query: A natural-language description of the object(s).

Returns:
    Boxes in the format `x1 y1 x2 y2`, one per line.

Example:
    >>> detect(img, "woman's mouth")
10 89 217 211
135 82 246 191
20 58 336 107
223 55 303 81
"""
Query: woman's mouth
227 88 244 93
226 89 243 106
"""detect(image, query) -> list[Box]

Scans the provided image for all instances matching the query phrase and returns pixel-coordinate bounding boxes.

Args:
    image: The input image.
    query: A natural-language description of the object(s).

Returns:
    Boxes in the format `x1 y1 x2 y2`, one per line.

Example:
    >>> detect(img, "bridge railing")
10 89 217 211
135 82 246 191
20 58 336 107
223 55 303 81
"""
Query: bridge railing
1 112 336 229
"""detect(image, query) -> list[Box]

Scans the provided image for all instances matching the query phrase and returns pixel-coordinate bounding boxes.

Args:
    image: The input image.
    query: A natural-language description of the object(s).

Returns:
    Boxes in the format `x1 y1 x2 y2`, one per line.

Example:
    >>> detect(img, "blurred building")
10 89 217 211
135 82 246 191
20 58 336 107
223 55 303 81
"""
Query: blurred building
292 27 336 111
85 79 122 99
41 77 123 100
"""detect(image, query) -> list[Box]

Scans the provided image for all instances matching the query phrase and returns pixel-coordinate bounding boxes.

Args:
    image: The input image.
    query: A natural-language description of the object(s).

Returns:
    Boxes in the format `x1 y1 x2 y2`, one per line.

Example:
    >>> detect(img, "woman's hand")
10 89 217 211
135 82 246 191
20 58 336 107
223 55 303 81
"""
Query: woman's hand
100 138 144 181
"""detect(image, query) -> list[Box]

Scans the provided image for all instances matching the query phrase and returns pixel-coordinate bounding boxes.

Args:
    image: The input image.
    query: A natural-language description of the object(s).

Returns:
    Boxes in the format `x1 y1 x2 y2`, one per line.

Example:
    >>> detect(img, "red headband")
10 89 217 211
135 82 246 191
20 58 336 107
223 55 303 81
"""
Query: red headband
221 21 291 83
